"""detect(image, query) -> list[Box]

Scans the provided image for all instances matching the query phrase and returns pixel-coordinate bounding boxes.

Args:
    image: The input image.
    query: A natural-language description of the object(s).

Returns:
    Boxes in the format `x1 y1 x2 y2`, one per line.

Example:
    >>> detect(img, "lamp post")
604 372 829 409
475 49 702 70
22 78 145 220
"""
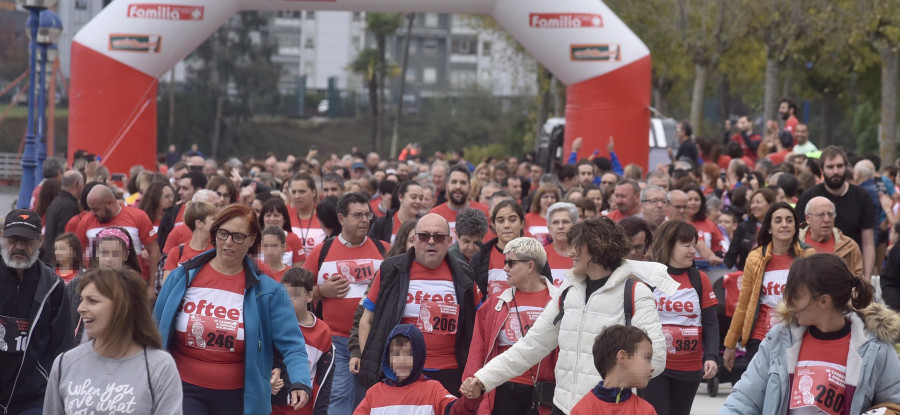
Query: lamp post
34 11 63 186
15 0 58 209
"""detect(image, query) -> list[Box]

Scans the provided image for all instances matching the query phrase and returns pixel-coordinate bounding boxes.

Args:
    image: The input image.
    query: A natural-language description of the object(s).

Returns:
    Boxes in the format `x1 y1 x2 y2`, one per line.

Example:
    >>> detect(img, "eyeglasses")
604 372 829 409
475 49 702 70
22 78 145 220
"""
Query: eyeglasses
670 205 688 211
215 229 253 244
416 232 449 243
641 198 669 206
503 259 529 267
348 212 374 221
807 212 836 219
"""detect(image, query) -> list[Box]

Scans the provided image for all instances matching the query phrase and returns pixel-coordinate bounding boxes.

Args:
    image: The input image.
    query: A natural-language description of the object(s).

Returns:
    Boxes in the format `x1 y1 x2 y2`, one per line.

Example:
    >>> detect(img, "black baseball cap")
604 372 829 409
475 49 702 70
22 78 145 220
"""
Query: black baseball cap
3 209 42 240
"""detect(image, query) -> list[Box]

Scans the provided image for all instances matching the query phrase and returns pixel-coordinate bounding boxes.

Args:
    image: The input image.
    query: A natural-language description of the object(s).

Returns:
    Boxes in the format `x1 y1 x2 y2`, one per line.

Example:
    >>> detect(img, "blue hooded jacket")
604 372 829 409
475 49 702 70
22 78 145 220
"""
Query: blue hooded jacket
381 324 427 387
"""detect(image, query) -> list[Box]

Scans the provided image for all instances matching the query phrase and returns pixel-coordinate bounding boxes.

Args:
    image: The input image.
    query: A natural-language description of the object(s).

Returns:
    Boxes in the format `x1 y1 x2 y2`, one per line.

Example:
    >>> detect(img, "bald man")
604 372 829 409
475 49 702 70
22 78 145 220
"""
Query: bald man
76 185 161 298
798 196 864 276
356 213 480 397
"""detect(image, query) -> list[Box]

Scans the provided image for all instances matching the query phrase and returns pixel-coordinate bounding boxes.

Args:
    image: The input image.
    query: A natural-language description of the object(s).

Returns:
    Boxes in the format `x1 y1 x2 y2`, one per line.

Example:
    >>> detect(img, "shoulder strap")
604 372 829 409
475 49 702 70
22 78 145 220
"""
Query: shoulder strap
316 238 336 271
552 286 573 326
178 243 185 258
373 239 386 258
144 347 155 404
57 350 64 385
687 267 704 305
624 278 636 326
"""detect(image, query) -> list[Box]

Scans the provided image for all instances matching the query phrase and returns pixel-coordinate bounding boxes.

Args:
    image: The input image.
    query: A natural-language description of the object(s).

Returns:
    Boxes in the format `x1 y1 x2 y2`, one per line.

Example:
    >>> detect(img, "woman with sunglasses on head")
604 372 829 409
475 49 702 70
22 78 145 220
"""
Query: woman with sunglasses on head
45 268 183 415
639 220 719 415
470 200 551 299
722 254 900 414
154 204 312 415
464 237 559 415
723 202 816 371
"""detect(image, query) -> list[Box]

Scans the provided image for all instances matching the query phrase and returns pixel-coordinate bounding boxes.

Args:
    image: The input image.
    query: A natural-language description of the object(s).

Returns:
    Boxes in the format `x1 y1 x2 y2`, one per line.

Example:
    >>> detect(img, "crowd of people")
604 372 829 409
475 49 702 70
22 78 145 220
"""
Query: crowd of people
2 99 900 414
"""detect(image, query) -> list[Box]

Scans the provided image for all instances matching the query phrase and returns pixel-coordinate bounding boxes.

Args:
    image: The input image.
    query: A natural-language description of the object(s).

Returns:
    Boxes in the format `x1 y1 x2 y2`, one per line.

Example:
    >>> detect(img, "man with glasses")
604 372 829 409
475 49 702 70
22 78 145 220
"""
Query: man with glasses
357 213 480 398
304 192 389 415
666 190 690 221
798 196 863 276
640 185 669 227
0 209 73 415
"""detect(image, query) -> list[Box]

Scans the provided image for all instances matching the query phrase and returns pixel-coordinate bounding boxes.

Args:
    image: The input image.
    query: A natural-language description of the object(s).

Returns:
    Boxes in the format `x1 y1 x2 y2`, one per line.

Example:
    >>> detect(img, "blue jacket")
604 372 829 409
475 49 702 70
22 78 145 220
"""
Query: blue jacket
153 250 312 414
721 303 900 415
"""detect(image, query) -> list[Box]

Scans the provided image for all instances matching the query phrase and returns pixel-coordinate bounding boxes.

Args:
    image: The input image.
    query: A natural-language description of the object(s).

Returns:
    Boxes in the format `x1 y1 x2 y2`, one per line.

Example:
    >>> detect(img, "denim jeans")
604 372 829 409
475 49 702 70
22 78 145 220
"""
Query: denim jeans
328 335 365 415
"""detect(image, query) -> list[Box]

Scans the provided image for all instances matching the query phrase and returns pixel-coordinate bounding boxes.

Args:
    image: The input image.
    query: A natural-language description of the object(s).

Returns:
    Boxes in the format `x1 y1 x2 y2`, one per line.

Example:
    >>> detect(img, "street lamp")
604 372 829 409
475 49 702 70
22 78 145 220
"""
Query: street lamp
34 10 63 186
14 0 60 209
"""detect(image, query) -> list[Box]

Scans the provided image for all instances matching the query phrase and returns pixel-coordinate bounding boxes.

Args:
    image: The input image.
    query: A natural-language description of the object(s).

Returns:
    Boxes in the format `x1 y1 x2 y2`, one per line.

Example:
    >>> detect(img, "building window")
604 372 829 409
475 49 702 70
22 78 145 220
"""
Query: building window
423 39 438 55
352 12 362 22
304 61 314 75
482 41 492 56
306 11 315 20
304 38 315 49
405 69 416 83
450 70 477 88
451 37 477 55
351 36 361 48
423 67 437 84
424 13 439 28
76 0 88 8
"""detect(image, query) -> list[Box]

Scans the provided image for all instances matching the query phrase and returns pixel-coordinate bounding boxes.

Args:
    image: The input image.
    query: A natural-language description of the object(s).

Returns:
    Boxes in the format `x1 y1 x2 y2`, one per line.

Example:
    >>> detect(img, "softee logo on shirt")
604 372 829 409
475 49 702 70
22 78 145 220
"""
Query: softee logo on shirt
180 299 240 321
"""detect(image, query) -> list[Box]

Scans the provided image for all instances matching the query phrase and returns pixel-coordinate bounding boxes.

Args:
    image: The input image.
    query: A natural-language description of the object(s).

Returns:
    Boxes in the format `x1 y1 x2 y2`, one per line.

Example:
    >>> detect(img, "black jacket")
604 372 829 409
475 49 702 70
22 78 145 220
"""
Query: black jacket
358 248 476 389
369 209 398 243
0 259 73 413
468 238 552 300
156 202 182 251
41 191 80 263
723 217 760 271
882 242 900 312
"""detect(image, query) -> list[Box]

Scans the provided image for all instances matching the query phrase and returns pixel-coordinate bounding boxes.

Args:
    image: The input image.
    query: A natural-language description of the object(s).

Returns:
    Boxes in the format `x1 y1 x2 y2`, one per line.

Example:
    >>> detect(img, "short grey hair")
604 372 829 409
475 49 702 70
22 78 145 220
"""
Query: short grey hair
854 160 875 181
192 189 219 204
43 157 65 179
546 202 578 223
455 208 489 238
503 237 547 269
640 185 666 201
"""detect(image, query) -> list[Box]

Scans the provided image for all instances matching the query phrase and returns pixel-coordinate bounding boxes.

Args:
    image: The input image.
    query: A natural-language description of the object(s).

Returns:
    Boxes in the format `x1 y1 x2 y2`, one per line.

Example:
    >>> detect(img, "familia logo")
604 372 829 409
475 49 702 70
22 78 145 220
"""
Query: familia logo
127 4 204 20
570 44 621 61
529 13 603 28
109 34 162 53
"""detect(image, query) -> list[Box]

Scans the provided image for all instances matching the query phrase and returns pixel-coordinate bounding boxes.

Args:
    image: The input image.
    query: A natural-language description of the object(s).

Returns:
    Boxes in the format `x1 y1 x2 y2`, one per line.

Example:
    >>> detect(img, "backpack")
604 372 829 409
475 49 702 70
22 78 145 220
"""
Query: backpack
552 268 704 326
155 243 184 294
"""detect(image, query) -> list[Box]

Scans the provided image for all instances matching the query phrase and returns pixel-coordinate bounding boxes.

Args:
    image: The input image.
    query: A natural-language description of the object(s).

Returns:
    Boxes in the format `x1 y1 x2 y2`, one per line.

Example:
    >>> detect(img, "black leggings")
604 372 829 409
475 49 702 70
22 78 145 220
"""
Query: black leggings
493 382 535 415
637 374 701 415
182 382 243 415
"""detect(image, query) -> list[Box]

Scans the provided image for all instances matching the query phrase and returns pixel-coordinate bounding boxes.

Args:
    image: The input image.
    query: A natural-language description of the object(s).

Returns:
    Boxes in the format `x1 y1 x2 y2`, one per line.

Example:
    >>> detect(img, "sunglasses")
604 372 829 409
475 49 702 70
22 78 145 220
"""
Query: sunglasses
503 259 529 267
416 232 449 243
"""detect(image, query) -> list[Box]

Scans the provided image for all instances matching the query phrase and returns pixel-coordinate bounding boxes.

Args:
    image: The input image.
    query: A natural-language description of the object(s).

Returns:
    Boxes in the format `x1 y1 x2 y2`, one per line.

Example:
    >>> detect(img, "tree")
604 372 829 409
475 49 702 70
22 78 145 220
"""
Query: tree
348 48 380 150
391 13 415 158
365 12 403 154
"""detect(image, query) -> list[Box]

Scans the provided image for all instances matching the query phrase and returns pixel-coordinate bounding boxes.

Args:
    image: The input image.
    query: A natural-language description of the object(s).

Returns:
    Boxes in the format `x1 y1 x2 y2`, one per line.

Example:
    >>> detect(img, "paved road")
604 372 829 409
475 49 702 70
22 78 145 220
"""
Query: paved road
692 380 731 414
0 186 18 217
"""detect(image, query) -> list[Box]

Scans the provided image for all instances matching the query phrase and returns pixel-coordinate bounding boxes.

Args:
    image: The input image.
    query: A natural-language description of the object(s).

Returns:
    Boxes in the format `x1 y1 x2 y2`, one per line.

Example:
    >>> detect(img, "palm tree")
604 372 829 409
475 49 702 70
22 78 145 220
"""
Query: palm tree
365 13 403 153
348 48 380 151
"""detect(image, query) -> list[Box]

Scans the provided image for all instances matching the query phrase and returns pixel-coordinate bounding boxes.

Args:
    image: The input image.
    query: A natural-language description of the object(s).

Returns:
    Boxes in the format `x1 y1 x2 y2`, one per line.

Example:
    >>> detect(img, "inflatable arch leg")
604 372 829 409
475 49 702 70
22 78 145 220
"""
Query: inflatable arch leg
69 0 649 175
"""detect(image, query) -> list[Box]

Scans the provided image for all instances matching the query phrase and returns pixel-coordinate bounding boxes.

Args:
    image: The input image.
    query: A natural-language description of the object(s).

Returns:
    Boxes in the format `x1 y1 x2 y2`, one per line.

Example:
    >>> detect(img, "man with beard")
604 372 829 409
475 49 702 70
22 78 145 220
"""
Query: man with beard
429 165 489 241
0 209 73 415
778 97 799 136
795 146 875 279
792 122 817 155
76 185 161 295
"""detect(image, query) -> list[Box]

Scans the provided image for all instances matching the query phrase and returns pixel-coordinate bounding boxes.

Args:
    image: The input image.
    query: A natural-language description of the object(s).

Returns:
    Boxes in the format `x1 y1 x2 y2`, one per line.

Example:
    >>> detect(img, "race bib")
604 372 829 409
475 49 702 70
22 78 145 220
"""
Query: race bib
789 361 847 415
662 326 701 356
0 315 29 354
503 308 541 344
417 302 459 335
185 314 239 353
334 259 376 284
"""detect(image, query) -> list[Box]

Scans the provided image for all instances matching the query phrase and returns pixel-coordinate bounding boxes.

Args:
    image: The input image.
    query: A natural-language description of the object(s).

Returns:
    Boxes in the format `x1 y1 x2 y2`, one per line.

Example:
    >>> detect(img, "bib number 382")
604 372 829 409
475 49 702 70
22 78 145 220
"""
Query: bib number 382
417 302 459 335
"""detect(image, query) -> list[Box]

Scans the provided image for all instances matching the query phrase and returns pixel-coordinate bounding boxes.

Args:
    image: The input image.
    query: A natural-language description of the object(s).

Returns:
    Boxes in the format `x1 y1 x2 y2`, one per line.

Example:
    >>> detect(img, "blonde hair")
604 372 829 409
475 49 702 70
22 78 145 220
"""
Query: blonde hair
503 237 547 268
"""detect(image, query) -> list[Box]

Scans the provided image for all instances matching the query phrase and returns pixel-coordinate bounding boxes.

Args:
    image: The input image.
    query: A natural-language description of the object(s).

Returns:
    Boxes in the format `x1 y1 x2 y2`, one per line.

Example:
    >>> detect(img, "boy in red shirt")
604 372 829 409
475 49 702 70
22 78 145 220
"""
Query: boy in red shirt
354 324 482 415
570 325 658 415
272 268 334 415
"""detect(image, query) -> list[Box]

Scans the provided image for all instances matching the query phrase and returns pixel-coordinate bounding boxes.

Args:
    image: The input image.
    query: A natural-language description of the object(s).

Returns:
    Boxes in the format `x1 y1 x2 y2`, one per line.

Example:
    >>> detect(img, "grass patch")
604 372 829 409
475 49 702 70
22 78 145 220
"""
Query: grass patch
0 105 68 118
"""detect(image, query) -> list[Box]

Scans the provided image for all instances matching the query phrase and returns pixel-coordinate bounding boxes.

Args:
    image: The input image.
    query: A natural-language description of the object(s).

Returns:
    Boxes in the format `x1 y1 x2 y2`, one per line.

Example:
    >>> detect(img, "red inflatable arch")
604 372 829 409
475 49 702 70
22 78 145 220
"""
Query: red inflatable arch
69 0 650 175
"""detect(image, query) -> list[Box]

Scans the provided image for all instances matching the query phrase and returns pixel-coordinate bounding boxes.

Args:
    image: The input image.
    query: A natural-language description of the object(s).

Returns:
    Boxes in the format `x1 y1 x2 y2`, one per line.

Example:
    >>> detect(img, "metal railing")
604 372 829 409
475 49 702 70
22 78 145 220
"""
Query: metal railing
0 153 23 181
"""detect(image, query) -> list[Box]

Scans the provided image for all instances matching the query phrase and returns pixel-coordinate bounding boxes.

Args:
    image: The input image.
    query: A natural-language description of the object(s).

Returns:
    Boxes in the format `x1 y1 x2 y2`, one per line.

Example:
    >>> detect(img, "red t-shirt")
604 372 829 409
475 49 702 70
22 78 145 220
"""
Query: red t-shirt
788 324 851 415
497 288 551 385
544 245 573 287
171 264 246 389
273 315 333 415
785 116 799 137
174 203 186 227
751 254 793 341
429 201 489 242
606 209 637 223
163 224 192 254
289 208 328 258
366 260 480 369
304 238 386 337
768 150 792 166
57 269 79 284
486 246 508 298
355 379 458 415
75 206 158 280
692 218 724 258
570 392 658 415
256 264 288 283
163 242 212 271
655 270 718 372
524 212 550 246
804 233 836 254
